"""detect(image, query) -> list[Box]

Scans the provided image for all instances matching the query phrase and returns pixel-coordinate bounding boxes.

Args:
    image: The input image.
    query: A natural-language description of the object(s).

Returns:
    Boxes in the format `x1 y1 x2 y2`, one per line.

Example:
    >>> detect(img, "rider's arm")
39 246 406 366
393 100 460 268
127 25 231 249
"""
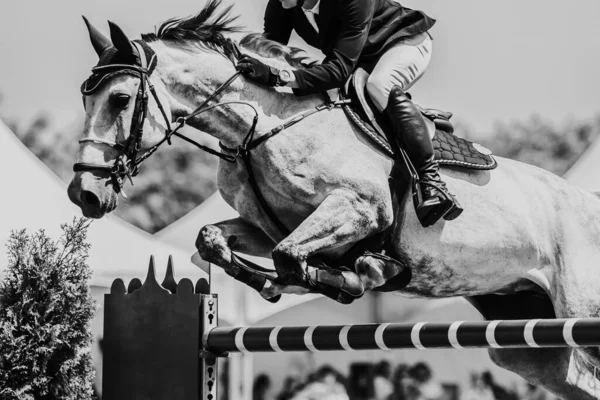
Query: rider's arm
287 0 372 94
263 0 294 45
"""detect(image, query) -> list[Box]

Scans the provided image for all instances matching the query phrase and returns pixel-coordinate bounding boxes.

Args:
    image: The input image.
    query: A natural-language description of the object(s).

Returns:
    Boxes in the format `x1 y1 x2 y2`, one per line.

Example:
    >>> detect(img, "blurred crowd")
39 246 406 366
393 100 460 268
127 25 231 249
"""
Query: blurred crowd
252 361 560 400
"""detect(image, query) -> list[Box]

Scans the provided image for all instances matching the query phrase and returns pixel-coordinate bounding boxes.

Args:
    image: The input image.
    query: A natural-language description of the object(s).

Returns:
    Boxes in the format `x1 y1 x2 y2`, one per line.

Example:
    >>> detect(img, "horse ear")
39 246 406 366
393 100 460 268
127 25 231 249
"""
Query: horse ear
82 16 111 57
108 20 136 62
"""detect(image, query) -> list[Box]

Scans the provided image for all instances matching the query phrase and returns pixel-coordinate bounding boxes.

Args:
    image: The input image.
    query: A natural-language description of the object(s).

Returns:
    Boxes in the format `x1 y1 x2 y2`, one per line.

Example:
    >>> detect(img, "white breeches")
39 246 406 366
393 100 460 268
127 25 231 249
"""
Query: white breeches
366 32 433 112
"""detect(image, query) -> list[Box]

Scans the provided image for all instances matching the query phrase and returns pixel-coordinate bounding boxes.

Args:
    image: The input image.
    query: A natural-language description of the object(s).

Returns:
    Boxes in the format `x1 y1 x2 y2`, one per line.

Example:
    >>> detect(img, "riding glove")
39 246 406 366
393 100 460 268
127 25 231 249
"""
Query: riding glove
236 55 278 86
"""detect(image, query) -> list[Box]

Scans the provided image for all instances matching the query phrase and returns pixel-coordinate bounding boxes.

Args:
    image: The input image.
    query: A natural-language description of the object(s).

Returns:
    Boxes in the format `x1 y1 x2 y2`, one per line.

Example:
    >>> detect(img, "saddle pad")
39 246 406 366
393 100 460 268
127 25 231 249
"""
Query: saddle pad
342 104 498 170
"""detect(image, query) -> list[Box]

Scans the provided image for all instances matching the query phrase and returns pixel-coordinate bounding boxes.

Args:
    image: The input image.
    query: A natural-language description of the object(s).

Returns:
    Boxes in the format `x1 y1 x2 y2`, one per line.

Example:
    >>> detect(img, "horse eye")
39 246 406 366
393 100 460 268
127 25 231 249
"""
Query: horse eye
110 94 131 109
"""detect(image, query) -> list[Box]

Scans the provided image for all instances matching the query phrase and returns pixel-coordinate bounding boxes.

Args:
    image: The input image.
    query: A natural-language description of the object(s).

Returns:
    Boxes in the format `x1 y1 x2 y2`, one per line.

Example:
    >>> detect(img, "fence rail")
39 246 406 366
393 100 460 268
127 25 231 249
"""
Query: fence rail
204 318 600 353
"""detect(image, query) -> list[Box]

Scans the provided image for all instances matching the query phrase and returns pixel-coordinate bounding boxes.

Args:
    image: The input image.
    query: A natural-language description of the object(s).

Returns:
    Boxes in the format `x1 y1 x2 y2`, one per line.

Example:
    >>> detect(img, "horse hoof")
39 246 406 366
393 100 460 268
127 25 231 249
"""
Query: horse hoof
335 292 356 305
341 271 365 297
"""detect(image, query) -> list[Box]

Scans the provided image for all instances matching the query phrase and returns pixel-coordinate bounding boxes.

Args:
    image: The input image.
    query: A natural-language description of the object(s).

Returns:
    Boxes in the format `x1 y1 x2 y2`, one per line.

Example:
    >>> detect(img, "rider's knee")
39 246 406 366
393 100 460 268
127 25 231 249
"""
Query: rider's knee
366 74 391 112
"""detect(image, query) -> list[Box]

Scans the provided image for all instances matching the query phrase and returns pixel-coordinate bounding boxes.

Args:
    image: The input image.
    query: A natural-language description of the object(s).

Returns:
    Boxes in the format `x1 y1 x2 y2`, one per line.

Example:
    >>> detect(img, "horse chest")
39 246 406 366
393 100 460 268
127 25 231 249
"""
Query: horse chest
217 158 320 234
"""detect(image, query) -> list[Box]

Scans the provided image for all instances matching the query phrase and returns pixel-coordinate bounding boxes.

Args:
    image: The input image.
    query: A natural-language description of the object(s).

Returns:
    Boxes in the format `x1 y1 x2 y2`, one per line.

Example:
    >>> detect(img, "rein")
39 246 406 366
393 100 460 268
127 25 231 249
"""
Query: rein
73 41 349 234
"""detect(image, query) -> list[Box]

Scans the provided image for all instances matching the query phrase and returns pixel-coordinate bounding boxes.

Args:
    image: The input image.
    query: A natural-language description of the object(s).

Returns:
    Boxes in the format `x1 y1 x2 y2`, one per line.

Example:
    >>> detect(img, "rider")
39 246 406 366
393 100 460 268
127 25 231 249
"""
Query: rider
235 0 463 227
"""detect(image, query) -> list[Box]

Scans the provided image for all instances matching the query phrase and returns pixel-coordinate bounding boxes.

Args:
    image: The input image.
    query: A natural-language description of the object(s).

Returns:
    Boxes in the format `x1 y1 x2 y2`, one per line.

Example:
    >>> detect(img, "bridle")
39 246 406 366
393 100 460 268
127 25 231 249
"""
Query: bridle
74 41 262 195
73 40 349 234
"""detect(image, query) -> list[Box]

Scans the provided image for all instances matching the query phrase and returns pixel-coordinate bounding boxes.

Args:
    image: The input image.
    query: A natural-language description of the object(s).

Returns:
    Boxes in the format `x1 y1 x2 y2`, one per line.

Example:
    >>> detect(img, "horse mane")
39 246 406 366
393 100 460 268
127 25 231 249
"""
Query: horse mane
239 33 312 69
141 0 241 62
141 0 310 69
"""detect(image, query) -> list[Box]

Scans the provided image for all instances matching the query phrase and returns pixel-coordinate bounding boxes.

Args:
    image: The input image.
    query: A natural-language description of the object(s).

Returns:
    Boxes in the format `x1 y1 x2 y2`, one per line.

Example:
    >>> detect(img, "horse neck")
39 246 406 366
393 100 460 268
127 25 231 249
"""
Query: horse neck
150 42 323 148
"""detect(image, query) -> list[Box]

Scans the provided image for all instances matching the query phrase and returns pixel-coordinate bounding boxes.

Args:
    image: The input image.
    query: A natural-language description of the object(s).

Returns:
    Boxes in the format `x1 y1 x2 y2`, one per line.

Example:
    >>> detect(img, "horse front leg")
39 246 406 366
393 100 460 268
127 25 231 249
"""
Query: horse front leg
272 189 398 304
194 217 312 302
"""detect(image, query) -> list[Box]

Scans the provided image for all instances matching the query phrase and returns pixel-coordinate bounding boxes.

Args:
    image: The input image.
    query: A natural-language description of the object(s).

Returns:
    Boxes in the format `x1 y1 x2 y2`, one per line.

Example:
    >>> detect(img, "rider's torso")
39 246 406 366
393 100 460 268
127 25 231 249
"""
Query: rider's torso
287 0 435 66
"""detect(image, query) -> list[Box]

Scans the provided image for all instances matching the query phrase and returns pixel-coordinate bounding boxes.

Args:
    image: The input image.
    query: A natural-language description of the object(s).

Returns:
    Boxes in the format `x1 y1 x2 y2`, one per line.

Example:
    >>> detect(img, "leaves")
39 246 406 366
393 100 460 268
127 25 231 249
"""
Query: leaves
0 219 96 399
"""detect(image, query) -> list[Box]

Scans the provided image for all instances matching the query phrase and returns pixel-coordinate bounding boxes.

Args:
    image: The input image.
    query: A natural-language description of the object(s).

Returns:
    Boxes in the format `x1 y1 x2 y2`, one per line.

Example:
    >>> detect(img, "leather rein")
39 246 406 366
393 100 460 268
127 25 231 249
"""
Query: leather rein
73 42 349 234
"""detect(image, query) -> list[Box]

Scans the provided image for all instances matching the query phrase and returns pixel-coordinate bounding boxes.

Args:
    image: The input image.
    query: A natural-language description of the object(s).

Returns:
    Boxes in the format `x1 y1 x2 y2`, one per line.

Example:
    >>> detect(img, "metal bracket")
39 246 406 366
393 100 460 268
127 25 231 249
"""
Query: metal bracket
200 294 219 400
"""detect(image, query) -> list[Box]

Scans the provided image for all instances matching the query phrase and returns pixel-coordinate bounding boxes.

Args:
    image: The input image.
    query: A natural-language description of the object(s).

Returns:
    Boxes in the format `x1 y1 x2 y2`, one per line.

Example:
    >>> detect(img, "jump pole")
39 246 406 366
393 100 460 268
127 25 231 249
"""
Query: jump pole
203 311 600 353
200 295 600 399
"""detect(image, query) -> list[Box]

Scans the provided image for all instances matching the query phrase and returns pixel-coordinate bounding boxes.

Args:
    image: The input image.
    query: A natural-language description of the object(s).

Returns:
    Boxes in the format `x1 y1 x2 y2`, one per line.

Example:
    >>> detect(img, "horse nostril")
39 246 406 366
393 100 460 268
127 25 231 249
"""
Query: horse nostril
81 190 101 209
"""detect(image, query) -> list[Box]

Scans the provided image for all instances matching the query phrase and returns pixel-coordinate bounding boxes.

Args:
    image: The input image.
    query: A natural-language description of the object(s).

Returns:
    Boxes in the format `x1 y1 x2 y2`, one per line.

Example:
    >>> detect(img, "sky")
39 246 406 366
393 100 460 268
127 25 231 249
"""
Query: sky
1 0 600 136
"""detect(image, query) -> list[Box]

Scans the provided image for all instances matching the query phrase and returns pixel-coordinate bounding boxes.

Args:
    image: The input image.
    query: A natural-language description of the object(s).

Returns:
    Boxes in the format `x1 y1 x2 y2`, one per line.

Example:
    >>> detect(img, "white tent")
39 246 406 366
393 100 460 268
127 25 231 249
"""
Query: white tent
564 139 600 192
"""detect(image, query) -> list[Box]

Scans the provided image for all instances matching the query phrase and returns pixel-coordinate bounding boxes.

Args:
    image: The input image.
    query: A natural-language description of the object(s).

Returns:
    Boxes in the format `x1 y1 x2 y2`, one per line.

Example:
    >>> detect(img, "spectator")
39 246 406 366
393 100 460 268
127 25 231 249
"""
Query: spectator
522 383 558 400
462 372 494 400
278 376 302 400
481 371 518 400
390 364 410 400
253 373 273 400
406 362 443 400
291 365 349 400
374 360 394 400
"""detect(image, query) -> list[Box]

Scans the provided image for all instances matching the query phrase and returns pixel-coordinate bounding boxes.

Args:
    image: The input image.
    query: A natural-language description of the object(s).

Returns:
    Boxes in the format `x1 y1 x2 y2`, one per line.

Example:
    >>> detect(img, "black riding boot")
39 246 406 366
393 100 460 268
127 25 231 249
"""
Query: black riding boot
384 86 463 227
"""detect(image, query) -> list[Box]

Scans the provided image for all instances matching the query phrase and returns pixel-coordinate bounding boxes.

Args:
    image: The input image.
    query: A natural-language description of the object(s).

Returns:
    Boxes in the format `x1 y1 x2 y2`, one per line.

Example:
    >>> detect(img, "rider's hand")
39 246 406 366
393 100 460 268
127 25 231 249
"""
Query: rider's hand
236 55 277 86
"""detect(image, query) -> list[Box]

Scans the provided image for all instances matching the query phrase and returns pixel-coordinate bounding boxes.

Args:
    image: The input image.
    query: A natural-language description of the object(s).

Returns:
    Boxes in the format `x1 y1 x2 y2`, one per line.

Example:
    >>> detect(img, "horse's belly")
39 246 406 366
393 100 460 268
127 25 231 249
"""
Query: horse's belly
393 212 537 298
393 229 538 298
400 265 515 298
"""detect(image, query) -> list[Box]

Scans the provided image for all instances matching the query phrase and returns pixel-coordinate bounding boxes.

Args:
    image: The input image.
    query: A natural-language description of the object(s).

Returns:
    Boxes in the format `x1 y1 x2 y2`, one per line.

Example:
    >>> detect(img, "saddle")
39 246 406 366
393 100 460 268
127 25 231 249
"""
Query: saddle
340 68 497 170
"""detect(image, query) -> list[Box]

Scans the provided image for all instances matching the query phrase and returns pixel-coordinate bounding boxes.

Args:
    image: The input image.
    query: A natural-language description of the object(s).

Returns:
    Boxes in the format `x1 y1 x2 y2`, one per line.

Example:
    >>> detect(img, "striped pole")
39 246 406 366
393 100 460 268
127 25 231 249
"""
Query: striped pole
204 318 600 353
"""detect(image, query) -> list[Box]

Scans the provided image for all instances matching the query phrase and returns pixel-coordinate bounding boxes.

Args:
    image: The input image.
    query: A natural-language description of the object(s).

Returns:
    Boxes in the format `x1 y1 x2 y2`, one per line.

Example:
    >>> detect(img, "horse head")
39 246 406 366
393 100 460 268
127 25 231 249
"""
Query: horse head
69 0 321 219
68 18 174 217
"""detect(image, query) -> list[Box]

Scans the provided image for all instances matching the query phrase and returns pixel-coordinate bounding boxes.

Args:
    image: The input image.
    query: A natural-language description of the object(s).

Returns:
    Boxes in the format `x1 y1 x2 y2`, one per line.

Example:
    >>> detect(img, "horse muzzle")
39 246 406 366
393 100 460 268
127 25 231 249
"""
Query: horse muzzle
68 171 118 218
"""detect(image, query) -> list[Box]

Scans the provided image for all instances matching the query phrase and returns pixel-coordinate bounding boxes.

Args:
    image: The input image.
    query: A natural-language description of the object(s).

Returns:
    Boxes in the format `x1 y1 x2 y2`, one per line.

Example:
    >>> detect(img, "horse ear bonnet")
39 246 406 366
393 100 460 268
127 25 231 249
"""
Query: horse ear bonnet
81 22 157 95
83 16 112 56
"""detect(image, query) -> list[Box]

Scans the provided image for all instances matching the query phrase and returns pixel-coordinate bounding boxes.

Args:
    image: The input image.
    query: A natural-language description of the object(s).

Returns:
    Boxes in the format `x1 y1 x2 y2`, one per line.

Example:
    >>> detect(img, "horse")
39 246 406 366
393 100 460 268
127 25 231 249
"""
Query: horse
67 1 600 398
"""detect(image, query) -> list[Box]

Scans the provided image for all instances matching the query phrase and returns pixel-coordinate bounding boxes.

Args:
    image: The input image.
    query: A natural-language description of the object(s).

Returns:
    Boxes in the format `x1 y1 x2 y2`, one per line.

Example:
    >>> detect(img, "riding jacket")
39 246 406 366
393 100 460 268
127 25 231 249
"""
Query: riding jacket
263 0 435 95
